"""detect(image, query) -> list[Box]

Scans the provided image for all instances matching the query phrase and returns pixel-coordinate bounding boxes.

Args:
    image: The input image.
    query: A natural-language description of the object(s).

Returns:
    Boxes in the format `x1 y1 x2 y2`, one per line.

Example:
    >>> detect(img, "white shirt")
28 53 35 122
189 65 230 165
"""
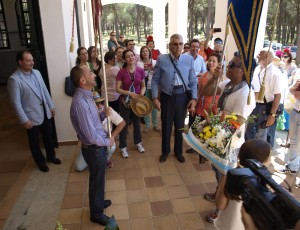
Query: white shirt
252 63 281 103
137 60 157 89
185 53 207 76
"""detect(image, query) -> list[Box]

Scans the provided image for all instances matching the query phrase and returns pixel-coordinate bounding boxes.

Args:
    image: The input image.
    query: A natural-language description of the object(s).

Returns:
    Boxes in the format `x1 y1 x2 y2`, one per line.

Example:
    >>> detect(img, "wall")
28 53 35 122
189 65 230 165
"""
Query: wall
39 0 77 142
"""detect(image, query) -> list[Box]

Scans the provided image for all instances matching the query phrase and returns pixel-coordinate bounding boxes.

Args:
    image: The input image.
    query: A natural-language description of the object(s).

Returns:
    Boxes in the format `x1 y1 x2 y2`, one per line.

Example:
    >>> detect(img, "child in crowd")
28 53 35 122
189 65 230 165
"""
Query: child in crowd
214 139 271 230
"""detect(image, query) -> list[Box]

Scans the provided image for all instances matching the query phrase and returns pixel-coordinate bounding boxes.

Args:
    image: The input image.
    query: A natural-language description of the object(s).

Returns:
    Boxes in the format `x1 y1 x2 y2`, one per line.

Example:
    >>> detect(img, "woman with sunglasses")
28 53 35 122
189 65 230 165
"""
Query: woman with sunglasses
281 49 297 85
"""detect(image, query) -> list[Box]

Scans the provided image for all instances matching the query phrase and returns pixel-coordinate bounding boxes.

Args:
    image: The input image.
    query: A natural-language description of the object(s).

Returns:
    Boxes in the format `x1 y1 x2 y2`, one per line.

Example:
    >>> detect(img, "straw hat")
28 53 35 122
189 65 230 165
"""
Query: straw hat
130 96 153 117
93 91 105 103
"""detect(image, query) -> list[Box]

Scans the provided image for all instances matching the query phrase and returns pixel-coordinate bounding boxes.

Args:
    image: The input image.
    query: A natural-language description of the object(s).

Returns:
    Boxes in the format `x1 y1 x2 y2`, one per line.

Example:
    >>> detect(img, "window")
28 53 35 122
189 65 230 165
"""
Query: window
0 0 10 49
15 0 32 47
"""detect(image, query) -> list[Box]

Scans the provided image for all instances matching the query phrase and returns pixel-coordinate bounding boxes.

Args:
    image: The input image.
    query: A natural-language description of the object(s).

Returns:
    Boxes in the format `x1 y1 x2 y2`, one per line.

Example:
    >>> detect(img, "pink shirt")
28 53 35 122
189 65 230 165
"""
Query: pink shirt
116 67 145 94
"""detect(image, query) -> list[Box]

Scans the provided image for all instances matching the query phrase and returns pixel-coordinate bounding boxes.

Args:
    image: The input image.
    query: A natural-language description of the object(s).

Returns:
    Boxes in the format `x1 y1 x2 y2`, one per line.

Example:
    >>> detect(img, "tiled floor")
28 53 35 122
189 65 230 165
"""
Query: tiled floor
0 85 299 230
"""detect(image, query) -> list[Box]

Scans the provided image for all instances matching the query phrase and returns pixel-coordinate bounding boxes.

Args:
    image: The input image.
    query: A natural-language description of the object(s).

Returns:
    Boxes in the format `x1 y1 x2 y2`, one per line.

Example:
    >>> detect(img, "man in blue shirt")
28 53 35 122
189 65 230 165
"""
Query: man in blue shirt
152 34 198 163
70 65 115 226
107 31 123 52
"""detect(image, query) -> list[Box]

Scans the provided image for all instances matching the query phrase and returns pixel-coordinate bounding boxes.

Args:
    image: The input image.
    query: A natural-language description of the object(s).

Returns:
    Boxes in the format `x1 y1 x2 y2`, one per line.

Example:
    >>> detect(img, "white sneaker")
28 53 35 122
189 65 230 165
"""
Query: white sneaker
121 147 129 158
136 142 145 153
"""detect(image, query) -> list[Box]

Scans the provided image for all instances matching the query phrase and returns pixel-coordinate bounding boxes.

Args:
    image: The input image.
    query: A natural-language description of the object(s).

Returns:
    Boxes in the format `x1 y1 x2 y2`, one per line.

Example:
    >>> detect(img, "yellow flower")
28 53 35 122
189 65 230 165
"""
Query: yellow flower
212 127 217 135
208 141 216 147
203 126 211 133
199 133 204 138
204 130 212 138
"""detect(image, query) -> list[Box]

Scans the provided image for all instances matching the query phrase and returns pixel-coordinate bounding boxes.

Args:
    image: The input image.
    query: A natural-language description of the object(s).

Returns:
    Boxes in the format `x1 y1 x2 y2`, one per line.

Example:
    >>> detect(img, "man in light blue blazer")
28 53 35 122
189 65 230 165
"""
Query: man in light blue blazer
7 50 61 172
152 34 198 163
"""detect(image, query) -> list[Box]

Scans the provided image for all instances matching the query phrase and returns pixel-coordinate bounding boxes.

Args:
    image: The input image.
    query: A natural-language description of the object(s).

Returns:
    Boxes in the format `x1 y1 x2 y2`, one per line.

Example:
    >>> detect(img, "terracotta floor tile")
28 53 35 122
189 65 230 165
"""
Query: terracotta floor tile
0 220 4 229
172 197 197 214
163 174 184 186
68 172 89 183
127 189 148 203
0 172 19 186
59 208 82 224
204 182 218 193
142 167 161 177
150 200 174 216
192 196 216 212
0 185 9 201
116 219 130 230
193 162 212 171
65 182 87 195
159 164 179 175
81 222 105 230
186 183 207 196
124 168 143 179
0 160 26 172
166 185 190 199
105 190 127 204
147 187 169 202
105 204 129 220
81 207 91 223
176 162 197 174
106 169 125 180
61 194 84 209
128 202 151 218
139 158 158 168
153 215 180 230
105 179 126 191
177 212 205 230
144 176 164 188
181 173 203 185
199 170 218 183
125 178 145 190
59 223 81 230
130 218 155 230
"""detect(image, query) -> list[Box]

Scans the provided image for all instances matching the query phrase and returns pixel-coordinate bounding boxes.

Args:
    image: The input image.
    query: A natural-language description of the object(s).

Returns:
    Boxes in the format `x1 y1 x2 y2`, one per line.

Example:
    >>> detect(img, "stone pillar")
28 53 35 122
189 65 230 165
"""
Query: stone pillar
255 0 269 56
168 0 188 43
152 0 167 53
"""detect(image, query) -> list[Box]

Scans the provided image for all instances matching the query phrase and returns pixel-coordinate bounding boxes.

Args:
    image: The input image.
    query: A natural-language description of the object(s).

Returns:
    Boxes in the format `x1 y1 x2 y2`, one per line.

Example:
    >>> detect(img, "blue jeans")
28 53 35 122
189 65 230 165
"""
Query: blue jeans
82 145 107 218
144 89 158 128
286 109 300 171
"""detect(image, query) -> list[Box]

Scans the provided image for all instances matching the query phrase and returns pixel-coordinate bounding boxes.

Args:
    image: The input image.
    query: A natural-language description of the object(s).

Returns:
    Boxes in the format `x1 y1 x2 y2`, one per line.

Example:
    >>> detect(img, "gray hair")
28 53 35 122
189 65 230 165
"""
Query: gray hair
261 47 275 59
169 34 183 42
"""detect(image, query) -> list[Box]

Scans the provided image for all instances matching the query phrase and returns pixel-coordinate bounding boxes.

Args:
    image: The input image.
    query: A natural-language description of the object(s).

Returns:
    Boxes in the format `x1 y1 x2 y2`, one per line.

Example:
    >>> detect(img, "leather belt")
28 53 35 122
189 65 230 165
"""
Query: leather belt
82 143 103 149
173 85 183 89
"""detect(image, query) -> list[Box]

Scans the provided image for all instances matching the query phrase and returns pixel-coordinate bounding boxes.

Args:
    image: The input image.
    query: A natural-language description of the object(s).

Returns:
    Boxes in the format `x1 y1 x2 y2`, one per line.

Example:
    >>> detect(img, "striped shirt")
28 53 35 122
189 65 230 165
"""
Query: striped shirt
70 87 110 146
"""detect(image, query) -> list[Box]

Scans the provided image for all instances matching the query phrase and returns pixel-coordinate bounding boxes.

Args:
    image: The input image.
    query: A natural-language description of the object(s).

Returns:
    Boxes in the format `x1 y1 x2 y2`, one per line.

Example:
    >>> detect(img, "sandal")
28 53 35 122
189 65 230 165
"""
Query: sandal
205 210 218 223
203 192 216 202
106 160 113 168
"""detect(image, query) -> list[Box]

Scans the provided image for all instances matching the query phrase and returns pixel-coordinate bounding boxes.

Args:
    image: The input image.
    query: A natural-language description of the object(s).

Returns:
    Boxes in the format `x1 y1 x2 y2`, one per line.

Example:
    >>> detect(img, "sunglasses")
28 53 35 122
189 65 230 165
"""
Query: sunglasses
215 51 223 54
228 61 242 69
215 40 223 44
184 46 189 49
283 56 289 58
120 36 124 38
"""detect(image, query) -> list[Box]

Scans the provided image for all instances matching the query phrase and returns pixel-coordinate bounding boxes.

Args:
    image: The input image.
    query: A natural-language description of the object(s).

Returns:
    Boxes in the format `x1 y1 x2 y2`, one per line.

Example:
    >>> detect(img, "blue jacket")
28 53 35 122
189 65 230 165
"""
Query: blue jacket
151 53 197 99
7 69 55 125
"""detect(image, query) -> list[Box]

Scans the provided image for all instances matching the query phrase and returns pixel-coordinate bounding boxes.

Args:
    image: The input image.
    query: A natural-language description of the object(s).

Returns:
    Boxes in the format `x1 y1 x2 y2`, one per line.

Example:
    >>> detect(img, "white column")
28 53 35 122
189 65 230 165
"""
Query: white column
39 0 77 142
77 0 90 48
152 0 167 53
168 0 188 42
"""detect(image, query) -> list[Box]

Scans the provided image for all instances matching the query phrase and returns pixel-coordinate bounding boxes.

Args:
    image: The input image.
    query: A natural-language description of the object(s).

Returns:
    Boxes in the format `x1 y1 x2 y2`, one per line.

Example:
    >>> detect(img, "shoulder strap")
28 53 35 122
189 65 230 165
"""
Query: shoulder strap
169 54 188 90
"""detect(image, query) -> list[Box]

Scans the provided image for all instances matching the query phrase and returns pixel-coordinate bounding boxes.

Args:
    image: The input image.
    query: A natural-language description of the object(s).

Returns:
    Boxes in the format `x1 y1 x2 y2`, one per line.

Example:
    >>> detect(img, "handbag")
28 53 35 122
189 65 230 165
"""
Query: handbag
65 76 76 97
169 55 192 100
264 97 283 116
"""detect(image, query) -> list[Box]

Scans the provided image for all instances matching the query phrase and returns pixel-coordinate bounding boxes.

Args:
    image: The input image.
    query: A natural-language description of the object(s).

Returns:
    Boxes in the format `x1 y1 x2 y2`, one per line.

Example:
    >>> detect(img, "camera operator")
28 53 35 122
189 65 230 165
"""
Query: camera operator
214 139 271 230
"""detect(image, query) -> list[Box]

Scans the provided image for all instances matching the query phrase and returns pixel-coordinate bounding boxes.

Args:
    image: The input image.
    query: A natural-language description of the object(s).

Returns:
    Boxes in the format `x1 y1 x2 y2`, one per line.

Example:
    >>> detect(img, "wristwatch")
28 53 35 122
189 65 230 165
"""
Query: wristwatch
269 113 276 117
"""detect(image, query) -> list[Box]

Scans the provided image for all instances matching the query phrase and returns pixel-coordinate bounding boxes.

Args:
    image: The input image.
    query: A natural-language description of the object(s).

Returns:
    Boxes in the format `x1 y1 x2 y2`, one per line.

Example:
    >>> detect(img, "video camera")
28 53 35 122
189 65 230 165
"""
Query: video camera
226 159 300 230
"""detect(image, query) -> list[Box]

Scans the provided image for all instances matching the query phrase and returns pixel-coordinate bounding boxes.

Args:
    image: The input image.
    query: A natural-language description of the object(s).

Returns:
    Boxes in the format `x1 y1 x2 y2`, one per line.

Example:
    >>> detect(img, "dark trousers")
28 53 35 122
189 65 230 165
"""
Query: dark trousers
160 89 188 156
82 145 107 218
109 98 120 130
119 101 141 148
26 114 55 167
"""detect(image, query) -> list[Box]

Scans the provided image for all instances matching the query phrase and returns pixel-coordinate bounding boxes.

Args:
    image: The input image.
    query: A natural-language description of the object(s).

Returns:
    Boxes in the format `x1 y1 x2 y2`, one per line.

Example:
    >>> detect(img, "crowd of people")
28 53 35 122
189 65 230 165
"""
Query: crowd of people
6 30 300 228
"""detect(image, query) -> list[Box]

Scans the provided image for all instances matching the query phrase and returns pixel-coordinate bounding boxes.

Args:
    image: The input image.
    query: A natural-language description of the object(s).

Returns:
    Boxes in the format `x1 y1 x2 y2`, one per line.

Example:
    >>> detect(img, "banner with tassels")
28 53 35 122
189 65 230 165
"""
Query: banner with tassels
227 0 265 104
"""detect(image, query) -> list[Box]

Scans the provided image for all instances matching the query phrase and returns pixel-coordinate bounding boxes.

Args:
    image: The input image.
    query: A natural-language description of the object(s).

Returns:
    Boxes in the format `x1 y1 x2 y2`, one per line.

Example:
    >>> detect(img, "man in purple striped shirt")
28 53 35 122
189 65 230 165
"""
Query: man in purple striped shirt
70 65 115 226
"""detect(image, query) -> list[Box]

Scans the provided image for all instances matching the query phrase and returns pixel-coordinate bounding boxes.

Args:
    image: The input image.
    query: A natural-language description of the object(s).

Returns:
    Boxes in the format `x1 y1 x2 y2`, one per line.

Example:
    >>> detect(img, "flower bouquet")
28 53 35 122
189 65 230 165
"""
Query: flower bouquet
183 111 244 174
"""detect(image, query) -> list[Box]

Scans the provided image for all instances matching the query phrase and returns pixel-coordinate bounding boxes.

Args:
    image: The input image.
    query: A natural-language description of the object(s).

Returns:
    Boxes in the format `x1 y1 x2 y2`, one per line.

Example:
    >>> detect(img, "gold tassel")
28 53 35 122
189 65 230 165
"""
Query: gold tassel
247 89 251 105
69 37 74 53
258 81 265 101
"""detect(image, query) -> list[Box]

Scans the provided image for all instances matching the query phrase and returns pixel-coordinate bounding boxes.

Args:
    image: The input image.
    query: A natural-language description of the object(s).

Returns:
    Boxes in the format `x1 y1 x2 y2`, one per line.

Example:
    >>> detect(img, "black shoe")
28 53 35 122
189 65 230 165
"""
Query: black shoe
175 154 185 163
159 154 167 163
104 199 112 209
90 214 110 226
38 164 49 172
185 148 196 154
47 157 61 164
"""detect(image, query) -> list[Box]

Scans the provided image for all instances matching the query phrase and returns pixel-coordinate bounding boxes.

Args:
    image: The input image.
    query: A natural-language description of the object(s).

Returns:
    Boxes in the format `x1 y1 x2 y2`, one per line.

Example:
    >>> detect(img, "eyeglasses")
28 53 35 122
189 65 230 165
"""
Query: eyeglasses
215 51 223 54
228 61 242 69
215 40 223 45
283 56 289 59
172 42 183 46
128 43 135 46
184 46 189 49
